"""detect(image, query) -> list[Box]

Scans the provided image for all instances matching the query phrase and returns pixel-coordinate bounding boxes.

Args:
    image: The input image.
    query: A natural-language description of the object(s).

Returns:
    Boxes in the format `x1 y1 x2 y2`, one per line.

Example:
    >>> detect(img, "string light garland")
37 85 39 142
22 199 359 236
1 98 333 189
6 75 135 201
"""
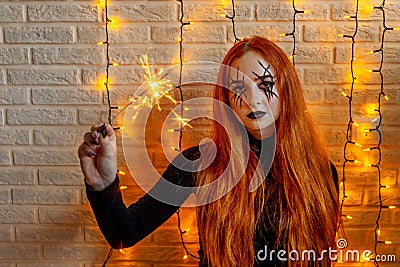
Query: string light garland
369 1 395 265
222 0 241 43
280 0 309 65
174 0 200 261
338 0 359 230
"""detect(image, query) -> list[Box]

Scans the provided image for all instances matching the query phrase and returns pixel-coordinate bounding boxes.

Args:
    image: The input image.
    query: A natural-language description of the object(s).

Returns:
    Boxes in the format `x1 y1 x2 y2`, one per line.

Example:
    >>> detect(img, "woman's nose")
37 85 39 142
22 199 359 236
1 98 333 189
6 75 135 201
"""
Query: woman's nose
246 84 263 108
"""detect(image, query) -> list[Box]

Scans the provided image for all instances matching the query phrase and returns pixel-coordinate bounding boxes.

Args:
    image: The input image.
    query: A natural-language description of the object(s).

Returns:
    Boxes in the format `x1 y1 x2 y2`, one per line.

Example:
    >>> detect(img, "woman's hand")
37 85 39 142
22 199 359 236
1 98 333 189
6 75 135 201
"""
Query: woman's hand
78 124 117 191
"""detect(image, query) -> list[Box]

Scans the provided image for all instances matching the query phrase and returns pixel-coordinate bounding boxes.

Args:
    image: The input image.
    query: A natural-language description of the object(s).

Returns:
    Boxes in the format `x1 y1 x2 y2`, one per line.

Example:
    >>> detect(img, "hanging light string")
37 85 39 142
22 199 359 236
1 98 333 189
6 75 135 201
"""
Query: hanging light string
338 0 359 227
223 0 241 43
370 0 396 264
175 0 200 261
280 0 308 65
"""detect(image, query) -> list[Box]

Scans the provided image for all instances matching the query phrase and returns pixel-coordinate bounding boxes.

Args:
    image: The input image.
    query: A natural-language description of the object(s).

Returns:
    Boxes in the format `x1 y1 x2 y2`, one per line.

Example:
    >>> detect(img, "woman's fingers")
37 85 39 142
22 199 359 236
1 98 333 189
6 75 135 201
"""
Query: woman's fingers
78 142 97 159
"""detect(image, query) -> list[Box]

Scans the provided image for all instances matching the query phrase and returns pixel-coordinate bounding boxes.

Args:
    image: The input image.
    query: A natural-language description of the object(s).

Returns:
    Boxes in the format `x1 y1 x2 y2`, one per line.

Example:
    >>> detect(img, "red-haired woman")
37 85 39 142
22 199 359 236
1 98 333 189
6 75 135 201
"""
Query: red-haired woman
78 36 341 266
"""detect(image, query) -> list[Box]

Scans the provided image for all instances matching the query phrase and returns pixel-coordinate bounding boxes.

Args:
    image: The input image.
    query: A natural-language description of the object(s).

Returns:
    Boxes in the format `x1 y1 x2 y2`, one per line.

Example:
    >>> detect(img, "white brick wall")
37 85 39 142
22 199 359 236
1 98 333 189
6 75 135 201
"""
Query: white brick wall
0 0 399 266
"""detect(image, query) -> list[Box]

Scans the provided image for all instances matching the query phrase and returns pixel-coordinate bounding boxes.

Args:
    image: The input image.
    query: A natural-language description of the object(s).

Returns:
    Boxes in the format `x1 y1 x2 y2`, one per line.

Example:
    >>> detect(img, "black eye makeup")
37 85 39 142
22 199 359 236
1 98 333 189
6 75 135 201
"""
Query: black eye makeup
252 60 278 101
229 67 246 107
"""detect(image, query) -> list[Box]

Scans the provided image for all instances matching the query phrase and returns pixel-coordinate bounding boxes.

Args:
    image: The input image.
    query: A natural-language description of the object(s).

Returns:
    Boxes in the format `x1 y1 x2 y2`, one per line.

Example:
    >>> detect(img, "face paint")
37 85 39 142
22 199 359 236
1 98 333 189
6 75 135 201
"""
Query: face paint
227 50 280 139
252 60 278 101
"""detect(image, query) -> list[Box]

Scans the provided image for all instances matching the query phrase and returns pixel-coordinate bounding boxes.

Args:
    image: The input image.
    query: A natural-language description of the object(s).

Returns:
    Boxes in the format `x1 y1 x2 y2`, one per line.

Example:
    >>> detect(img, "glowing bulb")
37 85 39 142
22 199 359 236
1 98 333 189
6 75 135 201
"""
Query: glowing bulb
376 229 381 236
393 28 400 31
385 241 392 244
354 160 362 164
346 215 353 219
167 129 175 133
120 186 128 190
338 34 344 38
118 170 126 175
353 122 359 127
279 33 288 37
363 148 371 152
341 91 348 97
304 10 311 14
383 185 390 189
354 142 362 147
184 107 189 111
384 95 389 101
177 37 182 42
119 249 126 254
340 182 343 187
219 13 227 18
97 41 105 46
344 15 351 19
388 206 396 209
112 63 119 67
185 228 190 233
183 255 188 260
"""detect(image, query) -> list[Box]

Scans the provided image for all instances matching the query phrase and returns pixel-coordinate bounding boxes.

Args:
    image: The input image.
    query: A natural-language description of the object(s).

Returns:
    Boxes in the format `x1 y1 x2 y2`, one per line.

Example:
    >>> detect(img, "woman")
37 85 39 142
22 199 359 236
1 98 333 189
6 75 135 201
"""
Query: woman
78 36 341 266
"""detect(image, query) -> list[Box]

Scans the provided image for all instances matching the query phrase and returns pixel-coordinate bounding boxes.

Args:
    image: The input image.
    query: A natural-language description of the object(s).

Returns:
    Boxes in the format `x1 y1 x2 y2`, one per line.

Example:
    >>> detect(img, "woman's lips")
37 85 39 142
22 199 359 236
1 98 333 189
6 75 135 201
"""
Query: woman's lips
246 111 266 119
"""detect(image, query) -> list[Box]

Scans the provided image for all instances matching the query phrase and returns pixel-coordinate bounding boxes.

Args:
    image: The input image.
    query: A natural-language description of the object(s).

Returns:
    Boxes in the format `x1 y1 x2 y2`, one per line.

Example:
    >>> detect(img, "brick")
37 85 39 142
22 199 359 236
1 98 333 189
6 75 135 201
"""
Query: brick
0 188 10 204
228 24 297 43
0 5 23 22
0 48 29 64
382 106 400 126
84 227 107 243
384 66 400 84
39 207 95 224
7 108 75 125
292 46 332 64
0 169 36 185
335 46 382 64
304 24 377 42
0 206 36 223
77 108 110 125
28 4 98 22
110 3 177 22
302 86 324 104
341 207 390 226
7 68 78 85
32 48 104 65
4 26 73 44
151 25 227 43
153 227 198 244
39 168 85 186
184 3 254 21
109 46 177 65
77 26 149 44
385 27 400 42
332 4 400 21
0 225 13 241
0 150 11 166
365 188 400 206
0 244 40 260
13 149 79 165
33 128 84 146
0 87 29 104
185 24 226 43
307 105 349 125
342 189 363 206
32 88 100 105
82 67 142 85
44 245 109 260
257 3 328 21
325 86 399 105
0 128 30 145
16 225 83 242
184 45 229 62
13 187 80 205
304 67 378 85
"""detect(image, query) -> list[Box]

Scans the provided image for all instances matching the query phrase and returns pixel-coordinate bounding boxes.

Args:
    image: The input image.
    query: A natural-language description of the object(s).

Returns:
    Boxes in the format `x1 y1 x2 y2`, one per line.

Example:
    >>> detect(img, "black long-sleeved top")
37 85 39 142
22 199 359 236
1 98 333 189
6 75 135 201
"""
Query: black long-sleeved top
86 133 339 266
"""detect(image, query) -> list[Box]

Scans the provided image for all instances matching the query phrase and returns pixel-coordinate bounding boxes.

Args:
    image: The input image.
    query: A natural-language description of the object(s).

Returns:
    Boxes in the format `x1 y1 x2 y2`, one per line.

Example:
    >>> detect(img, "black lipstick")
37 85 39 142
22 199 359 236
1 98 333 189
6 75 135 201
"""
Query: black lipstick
247 111 266 120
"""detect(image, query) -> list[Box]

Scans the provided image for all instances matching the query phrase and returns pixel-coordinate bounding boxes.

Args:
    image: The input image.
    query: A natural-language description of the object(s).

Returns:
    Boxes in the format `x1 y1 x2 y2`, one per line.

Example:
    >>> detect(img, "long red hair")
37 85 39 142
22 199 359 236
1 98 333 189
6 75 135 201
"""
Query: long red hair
195 36 341 266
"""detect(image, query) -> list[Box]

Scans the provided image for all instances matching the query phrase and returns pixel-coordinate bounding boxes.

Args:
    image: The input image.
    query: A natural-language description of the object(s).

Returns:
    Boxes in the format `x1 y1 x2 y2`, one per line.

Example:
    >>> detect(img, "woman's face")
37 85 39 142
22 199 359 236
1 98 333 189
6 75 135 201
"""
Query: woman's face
227 50 279 139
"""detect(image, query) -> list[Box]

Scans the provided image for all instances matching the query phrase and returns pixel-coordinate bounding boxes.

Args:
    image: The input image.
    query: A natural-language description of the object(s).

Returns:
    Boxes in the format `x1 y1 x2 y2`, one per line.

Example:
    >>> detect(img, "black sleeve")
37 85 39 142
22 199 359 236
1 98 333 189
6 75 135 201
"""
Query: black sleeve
85 146 201 249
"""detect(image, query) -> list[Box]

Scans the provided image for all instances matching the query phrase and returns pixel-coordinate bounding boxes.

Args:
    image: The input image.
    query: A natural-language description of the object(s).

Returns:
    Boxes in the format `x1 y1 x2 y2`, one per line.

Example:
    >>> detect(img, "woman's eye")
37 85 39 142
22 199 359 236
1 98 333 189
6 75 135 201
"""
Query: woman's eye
233 84 245 94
